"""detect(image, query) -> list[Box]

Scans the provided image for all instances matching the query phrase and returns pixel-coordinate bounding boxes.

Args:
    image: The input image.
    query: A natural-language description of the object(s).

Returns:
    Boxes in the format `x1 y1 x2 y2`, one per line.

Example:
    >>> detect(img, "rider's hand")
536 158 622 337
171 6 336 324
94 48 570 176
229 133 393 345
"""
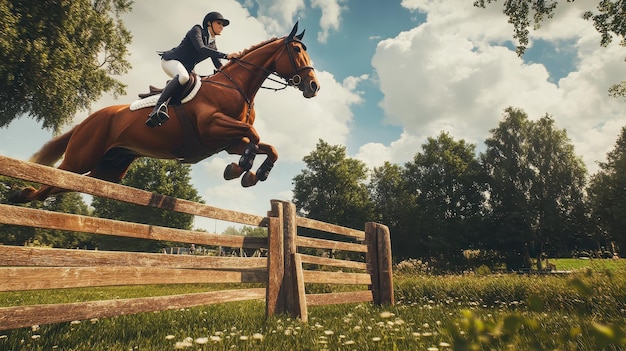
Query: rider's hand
226 51 241 60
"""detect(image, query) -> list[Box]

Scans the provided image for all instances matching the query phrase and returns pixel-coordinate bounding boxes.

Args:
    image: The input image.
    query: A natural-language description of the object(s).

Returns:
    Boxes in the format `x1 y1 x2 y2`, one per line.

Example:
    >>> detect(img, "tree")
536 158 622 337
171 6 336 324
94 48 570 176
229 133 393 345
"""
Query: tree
0 0 133 132
292 140 374 231
402 132 486 267
91 158 202 252
369 161 414 259
588 126 626 254
481 107 588 270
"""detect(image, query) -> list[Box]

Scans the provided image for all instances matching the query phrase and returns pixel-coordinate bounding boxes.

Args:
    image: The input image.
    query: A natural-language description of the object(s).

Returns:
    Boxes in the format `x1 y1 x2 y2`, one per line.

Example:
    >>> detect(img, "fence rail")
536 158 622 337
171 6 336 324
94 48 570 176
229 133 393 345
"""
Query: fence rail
0 155 393 329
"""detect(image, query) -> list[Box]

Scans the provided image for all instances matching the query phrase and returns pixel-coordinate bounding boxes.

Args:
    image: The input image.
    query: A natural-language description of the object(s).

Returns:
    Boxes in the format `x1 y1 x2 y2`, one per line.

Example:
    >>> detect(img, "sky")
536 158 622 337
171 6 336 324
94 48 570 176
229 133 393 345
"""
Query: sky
1 0 625 233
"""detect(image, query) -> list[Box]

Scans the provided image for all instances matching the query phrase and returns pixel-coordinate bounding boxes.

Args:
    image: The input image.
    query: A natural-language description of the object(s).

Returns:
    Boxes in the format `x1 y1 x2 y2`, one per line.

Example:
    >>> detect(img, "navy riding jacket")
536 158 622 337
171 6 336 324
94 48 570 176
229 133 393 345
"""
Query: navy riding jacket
160 25 227 72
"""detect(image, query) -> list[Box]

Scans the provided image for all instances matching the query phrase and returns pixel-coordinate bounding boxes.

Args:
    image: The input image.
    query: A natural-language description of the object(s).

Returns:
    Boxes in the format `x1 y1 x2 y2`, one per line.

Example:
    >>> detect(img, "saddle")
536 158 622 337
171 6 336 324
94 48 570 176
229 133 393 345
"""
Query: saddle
138 73 199 103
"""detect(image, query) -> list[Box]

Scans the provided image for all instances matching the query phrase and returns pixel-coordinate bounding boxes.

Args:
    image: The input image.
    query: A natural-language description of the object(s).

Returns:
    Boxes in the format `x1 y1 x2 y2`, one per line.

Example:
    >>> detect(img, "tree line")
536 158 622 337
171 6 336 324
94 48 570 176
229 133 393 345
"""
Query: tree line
293 107 625 271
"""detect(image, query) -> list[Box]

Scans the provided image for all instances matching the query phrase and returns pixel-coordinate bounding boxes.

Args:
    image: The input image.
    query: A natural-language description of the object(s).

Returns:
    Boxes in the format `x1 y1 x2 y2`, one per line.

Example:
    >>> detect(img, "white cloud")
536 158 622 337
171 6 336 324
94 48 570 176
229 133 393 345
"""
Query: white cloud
371 0 625 174
310 0 346 43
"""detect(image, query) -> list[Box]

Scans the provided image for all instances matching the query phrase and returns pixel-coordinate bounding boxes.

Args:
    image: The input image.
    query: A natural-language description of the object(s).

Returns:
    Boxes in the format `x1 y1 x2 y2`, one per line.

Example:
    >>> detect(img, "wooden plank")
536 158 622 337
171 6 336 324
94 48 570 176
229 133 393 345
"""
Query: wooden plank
0 205 267 249
292 254 308 322
265 211 284 316
0 288 266 331
376 223 395 306
298 253 367 270
0 246 266 269
0 267 267 291
305 291 373 306
301 270 371 285
295 235 367 252
365 223 381 305
0 155 267 226
295 217 365 240
282 202 298 319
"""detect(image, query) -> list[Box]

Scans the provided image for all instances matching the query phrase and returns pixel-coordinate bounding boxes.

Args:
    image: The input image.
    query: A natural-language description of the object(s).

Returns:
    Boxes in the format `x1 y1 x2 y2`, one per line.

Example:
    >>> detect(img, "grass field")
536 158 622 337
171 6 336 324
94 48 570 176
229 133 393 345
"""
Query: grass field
1 259 624 350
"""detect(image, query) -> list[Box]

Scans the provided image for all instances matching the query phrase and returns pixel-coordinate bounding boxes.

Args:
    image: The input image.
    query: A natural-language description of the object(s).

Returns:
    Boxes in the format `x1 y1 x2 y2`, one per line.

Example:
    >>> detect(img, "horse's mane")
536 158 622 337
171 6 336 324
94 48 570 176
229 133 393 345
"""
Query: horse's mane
221 37 280 68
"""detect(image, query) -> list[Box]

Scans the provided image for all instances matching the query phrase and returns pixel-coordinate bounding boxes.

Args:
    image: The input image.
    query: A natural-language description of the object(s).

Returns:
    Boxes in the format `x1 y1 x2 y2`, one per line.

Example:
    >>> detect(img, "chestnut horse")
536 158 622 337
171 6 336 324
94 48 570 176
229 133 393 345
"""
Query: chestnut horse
9 23 319 204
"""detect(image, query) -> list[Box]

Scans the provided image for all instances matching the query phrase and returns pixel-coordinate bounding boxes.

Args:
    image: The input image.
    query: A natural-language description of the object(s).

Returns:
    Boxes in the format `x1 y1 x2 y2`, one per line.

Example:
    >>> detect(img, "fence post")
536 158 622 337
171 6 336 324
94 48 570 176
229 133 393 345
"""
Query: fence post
281 201 299 318
266 200 285 316
365 222 394 306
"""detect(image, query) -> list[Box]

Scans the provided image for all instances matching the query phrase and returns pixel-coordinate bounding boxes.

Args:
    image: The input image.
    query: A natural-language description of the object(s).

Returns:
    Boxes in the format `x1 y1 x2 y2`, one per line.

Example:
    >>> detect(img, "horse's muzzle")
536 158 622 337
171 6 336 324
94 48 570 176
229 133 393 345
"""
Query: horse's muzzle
301 78 320 98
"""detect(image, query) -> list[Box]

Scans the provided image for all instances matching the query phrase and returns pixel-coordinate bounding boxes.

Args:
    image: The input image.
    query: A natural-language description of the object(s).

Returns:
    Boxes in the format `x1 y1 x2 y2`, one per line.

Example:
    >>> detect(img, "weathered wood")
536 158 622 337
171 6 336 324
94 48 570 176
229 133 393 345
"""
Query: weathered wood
0 267 267 291
295 235 367 252
365 222 381 305
292 253 308 322
305 290 373 306
265 202 285 316
0 246 266 269
298 253 367 270
282 201 298 318
0 288 266 331
376 223 395 306
0 205 267 249
295 217 365 240
301 270 371 285
0 155 267 226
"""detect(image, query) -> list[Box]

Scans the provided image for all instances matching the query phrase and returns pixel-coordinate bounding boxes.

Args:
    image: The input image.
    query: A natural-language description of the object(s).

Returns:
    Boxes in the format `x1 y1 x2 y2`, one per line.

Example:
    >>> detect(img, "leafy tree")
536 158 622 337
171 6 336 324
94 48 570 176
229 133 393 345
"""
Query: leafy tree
292 140 374 231
588 126 626 254
369 161 417 261
481 107 588 270
402 132 486 267
91 158 202 252
0 0 133 131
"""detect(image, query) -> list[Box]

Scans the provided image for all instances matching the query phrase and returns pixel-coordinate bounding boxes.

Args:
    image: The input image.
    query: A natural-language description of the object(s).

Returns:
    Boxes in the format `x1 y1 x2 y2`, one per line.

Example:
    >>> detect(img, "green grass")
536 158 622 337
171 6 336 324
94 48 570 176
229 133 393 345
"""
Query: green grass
1 263 625 350
551 257 626 272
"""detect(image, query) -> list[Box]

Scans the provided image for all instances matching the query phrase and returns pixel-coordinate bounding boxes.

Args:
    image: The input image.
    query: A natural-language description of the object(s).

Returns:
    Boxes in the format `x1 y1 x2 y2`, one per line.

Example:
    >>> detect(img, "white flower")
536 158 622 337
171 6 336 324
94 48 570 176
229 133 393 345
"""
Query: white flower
195 337 209 344
252 333 264 341
165 335 175 340
372 337 381 342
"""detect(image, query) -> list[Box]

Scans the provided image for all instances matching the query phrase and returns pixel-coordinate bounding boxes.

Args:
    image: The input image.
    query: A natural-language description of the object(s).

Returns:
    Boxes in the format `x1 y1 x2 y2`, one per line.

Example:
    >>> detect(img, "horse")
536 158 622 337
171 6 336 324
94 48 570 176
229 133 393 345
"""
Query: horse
8 22 319 204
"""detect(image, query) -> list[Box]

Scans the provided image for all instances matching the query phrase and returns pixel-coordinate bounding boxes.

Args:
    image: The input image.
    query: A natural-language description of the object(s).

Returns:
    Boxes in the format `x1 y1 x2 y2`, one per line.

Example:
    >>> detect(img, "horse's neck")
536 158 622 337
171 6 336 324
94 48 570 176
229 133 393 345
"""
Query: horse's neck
222 45 279 100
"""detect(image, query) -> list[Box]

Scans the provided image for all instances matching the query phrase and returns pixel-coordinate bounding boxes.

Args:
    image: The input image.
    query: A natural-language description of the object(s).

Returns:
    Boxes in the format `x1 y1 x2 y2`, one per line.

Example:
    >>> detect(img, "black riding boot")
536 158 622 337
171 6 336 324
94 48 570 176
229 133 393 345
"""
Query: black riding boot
145 75 182 128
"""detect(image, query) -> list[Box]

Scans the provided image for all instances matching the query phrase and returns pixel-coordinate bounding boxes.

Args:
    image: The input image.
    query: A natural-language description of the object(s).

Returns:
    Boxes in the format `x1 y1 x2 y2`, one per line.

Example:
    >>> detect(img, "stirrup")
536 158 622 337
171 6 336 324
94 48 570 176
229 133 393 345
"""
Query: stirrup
145 103 170 128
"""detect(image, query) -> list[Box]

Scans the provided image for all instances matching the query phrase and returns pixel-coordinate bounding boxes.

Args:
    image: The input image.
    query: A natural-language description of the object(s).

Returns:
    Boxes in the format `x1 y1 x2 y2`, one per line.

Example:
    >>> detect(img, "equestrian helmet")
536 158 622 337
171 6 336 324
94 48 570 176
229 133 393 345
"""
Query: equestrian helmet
204 12 230 27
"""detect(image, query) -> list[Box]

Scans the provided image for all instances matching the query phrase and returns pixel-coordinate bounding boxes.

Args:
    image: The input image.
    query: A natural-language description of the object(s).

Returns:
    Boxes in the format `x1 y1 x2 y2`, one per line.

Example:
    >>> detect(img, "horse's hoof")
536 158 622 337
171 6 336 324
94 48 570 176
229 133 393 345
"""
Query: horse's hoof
7 188 32 204
241 171 258 187
224 163 245 180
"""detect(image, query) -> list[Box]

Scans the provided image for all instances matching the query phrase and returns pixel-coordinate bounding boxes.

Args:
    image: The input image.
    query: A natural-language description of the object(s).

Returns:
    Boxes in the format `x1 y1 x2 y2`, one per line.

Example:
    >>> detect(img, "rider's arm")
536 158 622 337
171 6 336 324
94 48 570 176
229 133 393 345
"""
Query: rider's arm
189 25 228 59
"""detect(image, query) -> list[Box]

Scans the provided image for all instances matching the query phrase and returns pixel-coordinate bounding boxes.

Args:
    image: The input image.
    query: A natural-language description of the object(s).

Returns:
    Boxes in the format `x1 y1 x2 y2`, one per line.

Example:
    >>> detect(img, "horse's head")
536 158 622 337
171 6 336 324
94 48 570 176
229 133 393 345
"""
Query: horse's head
274 22 320 98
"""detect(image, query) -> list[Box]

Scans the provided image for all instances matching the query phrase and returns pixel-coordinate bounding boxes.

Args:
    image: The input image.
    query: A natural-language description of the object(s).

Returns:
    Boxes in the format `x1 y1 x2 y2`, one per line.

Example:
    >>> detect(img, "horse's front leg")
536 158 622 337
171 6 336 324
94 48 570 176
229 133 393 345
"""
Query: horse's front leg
223 140 278 187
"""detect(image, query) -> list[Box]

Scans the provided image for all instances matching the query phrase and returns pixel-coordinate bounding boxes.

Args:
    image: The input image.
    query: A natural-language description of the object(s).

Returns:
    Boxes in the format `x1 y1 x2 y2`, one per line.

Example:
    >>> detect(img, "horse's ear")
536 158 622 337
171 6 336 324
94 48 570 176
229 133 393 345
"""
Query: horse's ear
288 21 299 39
295 29 305 41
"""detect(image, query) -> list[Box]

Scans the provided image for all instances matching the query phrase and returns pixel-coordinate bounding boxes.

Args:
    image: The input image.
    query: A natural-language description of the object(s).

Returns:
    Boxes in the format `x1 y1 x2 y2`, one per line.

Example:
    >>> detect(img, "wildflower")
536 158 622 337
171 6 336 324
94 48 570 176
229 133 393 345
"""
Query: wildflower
427 348 439 351
372 337 382 342
210 336 222 342
174 340 192 349
195 337 208 344
31 325 39 332
423 323 430 328
324 330 334 335
239 335 249 341
439 342 451 347
165 335 175 340
31 335 40 340
70 320 81 325
252 333 264 341
344 340 355 345
380 311 393 319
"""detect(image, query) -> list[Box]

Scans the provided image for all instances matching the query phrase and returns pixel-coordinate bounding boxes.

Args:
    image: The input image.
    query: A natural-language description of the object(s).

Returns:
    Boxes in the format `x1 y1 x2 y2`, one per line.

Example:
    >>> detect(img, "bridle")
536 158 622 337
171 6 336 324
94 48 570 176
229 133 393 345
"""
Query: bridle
222 36 315 92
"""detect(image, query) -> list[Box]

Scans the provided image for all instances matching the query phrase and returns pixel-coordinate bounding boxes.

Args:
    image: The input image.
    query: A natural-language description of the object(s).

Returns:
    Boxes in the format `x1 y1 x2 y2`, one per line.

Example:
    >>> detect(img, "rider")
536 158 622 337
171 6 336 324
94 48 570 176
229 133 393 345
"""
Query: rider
146 11 242 127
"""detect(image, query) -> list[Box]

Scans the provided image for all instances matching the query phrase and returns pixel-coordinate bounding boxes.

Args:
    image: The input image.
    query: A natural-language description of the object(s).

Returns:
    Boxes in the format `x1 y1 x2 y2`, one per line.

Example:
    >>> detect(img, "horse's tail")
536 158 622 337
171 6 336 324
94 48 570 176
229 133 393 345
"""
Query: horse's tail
29 127 76 166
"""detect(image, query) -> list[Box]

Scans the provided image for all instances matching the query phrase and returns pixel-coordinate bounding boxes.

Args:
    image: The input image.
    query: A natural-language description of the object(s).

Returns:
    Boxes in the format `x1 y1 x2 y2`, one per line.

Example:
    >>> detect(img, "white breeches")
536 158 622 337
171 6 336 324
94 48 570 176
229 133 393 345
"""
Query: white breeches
161 59 190 85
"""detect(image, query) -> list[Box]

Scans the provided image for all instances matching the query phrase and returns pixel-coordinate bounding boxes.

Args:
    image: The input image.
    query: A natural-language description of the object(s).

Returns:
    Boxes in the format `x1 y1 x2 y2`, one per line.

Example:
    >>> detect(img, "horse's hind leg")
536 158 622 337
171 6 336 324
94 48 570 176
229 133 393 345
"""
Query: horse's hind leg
223 140 278 187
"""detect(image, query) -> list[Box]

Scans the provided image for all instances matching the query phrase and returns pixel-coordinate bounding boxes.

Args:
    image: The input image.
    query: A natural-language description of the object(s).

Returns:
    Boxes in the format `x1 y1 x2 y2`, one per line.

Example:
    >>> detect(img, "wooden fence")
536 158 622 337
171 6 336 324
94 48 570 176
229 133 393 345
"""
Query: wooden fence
0 155 393 329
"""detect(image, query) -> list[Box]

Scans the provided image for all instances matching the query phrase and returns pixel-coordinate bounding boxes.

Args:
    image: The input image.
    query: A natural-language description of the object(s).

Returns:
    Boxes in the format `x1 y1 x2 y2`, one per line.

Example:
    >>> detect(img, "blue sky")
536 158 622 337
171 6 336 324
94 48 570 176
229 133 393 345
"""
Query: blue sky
1 0 625 232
